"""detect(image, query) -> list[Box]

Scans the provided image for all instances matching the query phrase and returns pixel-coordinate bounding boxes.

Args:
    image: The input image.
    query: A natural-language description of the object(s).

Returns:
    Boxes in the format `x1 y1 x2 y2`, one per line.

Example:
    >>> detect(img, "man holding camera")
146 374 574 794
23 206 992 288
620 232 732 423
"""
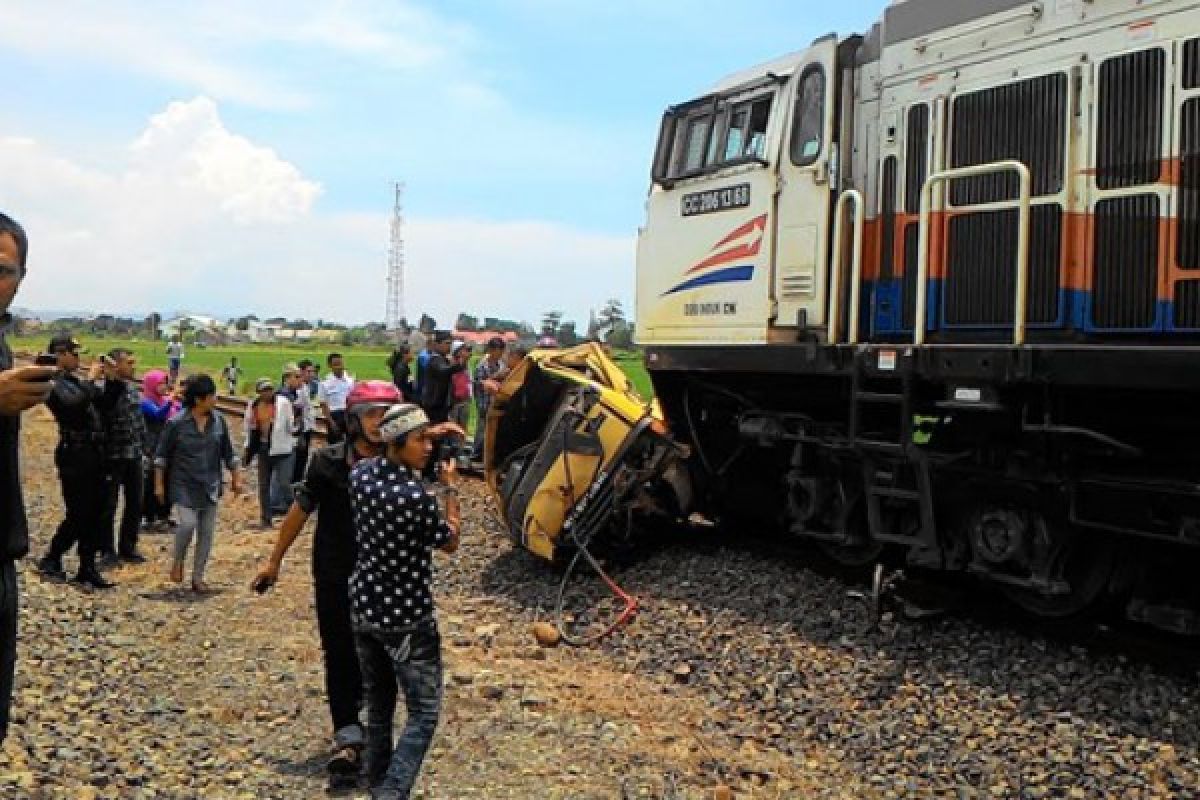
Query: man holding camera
0 212 57 743
34 336 116 589
350 403 462 798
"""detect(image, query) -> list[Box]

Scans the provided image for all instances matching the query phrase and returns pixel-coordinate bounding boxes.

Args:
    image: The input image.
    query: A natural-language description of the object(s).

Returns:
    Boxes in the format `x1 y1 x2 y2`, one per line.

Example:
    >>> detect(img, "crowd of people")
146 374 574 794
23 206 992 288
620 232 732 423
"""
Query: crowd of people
0 209 537 798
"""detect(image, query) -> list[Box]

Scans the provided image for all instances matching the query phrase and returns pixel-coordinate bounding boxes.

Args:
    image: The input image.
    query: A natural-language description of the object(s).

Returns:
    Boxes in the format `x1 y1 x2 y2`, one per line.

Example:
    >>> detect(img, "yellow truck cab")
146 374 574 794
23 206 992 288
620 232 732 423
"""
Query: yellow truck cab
483 344 686 561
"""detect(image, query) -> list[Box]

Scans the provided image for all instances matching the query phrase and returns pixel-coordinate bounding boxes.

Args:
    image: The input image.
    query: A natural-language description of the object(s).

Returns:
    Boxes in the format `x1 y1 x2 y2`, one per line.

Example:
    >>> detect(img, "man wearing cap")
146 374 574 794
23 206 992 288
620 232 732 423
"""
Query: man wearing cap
244 378 297 528
0 212 57 744
281 362 315 484
349 403 463 798
418 331 464 425
34 337 116 588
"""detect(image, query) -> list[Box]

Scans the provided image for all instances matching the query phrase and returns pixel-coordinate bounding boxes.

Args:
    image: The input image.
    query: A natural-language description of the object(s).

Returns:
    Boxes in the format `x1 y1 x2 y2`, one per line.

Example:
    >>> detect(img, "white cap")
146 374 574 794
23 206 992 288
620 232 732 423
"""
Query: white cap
378 403 430 443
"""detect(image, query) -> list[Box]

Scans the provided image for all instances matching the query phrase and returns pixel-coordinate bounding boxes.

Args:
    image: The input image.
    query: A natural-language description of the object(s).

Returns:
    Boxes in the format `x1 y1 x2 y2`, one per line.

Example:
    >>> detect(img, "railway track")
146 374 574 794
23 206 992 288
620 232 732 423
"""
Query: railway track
212 392 329 440
13 355 329 439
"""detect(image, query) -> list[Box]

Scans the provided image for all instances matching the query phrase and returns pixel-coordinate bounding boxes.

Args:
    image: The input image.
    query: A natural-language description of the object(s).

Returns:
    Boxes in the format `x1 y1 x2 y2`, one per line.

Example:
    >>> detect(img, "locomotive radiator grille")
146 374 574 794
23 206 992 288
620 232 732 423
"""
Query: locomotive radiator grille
949 73 1068 204
945 207 1062 326
1096 49 1165 190
1178 98 1200 271
1184 38 1200 91
1093 195 1160 330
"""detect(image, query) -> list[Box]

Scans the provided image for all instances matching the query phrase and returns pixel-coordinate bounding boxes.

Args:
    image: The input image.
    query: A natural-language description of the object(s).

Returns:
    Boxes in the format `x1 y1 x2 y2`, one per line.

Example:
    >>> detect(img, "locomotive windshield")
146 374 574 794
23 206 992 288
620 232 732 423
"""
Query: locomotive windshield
652 92 774 184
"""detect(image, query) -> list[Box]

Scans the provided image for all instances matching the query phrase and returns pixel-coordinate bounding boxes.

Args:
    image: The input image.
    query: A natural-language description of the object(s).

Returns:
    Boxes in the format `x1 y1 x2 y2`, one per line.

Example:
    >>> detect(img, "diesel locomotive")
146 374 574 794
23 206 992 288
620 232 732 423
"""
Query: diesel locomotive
488 0 1200 633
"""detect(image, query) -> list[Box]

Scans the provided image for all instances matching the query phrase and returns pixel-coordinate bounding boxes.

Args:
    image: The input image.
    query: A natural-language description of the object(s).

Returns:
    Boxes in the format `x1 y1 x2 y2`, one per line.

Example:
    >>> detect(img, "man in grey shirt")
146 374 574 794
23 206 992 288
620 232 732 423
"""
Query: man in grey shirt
154 374 241 592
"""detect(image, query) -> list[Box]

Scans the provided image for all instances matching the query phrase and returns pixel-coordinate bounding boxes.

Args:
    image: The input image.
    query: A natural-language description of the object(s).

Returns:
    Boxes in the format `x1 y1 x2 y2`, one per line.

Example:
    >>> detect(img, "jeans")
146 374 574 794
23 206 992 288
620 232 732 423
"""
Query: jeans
472 399 490 459
256 450 295 524
47 446 106 570
355 622 442 798
315 579 363 736
0 560 17 743
101 457 144 556
173 505 218 583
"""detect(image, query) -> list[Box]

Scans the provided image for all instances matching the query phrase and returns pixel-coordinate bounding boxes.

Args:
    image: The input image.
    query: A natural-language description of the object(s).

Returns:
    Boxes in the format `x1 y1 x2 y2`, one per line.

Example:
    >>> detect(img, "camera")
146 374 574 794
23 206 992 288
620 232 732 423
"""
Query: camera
34 353 58 367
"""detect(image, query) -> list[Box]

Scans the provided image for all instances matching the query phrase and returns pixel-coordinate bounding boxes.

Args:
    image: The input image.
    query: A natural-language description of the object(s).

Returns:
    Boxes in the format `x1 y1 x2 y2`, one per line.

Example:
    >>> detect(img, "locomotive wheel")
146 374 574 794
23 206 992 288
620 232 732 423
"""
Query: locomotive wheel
1000 524 1115 619
816 495 884 568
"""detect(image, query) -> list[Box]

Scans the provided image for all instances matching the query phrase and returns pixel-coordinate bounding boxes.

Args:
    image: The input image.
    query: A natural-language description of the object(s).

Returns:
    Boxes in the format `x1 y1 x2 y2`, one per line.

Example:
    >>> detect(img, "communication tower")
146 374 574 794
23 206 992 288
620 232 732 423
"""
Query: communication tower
385 182 406 331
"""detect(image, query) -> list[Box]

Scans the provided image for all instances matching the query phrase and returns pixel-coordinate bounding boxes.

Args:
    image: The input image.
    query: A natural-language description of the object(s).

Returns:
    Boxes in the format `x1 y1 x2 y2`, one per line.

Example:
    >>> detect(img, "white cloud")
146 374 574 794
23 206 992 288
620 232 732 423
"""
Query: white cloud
0 1 479 111
130 98 321 224
0 98 632 327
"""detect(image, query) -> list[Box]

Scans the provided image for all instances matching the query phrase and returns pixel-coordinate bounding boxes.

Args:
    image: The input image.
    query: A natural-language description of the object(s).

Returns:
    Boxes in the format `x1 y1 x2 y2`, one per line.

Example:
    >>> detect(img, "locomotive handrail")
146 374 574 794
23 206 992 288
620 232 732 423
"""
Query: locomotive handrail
914 160 1033 347
827 189 865 345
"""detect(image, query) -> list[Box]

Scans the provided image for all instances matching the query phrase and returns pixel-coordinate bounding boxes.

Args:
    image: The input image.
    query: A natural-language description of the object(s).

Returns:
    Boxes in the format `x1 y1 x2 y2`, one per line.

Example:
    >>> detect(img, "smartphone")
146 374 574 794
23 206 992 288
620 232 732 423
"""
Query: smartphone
34 353 57 367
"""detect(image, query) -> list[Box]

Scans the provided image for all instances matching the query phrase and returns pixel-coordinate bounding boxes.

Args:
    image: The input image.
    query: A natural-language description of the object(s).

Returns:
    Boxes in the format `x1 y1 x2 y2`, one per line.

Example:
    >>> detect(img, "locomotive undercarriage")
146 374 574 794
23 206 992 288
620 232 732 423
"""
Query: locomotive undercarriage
648 343 1200 633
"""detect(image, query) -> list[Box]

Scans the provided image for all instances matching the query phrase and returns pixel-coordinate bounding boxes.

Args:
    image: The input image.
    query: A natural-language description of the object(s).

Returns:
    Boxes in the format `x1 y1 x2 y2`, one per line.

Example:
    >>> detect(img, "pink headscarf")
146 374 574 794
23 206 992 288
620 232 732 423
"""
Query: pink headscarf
141 369 170 402
141 370 181 417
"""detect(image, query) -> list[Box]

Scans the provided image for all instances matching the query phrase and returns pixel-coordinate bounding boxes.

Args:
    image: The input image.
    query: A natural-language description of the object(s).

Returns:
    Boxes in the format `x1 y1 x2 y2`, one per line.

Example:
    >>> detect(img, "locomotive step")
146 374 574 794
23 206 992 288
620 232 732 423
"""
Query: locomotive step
868 486 922 501
855 391 905 404
854 440 906 455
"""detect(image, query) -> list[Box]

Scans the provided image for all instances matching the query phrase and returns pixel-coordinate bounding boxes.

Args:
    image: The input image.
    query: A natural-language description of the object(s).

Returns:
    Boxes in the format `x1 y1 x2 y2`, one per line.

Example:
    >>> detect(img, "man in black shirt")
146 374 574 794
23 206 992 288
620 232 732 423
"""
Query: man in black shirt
35 336 115 589
98 348 147 565
418 331 463 424
0 212 57 743
252 380 402 788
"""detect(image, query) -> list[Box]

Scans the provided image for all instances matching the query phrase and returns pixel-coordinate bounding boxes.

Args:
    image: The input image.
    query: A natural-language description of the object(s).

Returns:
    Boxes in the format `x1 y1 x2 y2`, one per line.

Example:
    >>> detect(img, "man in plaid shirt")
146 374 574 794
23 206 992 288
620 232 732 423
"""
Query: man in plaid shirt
99 348 148 564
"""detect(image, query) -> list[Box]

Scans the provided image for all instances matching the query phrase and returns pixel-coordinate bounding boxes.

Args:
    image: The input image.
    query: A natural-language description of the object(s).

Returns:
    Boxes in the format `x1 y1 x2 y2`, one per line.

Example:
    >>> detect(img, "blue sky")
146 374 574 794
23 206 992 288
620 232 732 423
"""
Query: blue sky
0 1 880 327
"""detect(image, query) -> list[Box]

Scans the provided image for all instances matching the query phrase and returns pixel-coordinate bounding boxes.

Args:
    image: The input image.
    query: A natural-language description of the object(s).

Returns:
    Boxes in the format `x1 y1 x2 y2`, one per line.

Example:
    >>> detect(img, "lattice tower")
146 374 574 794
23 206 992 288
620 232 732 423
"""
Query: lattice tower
385 182 406 331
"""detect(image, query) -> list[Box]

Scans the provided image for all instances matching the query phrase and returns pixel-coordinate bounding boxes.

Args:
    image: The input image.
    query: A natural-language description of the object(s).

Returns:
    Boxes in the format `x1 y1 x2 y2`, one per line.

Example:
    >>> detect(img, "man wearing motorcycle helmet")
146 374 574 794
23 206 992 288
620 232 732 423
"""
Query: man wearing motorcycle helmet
251 379 401 788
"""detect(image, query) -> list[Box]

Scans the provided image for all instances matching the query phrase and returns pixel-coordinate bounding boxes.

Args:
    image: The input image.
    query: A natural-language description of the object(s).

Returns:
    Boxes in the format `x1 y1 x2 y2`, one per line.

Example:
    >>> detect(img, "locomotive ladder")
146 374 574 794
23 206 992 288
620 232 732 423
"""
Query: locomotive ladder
848 350 940 567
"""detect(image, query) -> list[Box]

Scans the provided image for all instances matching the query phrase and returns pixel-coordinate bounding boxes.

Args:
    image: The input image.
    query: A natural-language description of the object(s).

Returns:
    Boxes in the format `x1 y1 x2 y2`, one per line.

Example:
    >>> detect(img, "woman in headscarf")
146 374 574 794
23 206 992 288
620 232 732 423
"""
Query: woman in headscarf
140 369 179 531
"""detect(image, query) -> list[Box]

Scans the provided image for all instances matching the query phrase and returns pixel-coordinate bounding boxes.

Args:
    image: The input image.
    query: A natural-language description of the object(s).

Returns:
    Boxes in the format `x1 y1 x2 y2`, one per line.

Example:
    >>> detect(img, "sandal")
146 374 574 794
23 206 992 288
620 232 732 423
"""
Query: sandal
327 743 362 782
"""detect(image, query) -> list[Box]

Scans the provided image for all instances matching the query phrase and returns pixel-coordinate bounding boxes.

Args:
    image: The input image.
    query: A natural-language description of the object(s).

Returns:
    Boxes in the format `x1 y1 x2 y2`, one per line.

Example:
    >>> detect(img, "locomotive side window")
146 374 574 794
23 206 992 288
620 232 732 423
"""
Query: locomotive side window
949 73 1068 204
682 115 715 174
1096 49 1165 189
723 96 773 162
790 67 825 167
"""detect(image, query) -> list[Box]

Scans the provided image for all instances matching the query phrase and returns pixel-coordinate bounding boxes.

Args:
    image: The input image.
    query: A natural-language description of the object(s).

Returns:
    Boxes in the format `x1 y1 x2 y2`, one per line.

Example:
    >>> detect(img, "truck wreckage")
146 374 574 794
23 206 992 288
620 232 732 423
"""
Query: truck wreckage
483 343 690 565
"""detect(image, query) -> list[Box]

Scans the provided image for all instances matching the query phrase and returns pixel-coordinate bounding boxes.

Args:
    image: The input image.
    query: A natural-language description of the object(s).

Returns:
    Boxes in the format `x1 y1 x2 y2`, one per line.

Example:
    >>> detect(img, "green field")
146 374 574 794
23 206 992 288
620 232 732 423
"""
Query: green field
9 335 655 401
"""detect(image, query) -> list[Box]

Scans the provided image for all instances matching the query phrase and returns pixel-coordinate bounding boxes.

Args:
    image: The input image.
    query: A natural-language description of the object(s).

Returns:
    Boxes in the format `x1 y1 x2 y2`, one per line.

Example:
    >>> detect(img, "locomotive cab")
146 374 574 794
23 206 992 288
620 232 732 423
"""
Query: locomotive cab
638 36 847 346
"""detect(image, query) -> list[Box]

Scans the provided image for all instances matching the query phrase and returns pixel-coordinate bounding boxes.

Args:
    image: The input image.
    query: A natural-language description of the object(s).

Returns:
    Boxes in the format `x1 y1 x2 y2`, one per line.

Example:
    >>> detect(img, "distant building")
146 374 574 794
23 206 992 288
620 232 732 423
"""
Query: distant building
451 330 521 348
161 314 226 343
225 319 276 343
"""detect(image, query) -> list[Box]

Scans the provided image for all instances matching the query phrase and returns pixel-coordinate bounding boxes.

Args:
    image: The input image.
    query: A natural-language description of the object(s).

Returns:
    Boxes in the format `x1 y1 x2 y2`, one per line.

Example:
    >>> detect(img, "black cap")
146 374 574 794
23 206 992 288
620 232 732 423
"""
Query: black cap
47 334 83 354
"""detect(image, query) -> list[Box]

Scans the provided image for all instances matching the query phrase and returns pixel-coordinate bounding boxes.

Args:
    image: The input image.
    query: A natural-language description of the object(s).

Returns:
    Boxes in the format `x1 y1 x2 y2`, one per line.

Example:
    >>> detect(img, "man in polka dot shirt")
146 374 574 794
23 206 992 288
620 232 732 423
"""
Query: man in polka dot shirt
349 402 463 799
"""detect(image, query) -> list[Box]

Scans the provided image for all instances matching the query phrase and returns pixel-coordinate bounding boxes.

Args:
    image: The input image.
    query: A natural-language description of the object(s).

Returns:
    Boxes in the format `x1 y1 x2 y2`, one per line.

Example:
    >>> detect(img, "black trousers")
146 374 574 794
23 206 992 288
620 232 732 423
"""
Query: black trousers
293 432 312 484
315 578 363 734
0 560 17 743
141 462 171 523
101 458 143 555
48 447 106 569
327 411 348 445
